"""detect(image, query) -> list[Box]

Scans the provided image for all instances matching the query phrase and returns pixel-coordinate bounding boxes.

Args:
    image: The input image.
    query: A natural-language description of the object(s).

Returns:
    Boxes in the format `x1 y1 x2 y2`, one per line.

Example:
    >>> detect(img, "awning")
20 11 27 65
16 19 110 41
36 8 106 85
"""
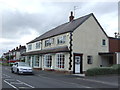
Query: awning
22 46 70 56
98 52 115 56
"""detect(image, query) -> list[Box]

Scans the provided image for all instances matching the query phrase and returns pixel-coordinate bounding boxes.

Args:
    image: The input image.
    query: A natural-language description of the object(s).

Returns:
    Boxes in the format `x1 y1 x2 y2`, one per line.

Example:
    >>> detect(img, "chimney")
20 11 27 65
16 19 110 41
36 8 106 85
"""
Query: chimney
114 32 117 38
16 47 18 50
69 11 74 22
19 45 22 48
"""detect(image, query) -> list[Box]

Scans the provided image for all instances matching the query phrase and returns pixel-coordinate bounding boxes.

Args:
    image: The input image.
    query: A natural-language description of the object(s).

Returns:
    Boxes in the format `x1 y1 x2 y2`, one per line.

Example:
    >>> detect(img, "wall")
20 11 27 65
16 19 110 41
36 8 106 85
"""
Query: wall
109 38 120 52
16 51 20 60
42 33 70 49
42 53 70 71
26 41 42 52
72 15 109 72
26 33 70 52
26 53 70 71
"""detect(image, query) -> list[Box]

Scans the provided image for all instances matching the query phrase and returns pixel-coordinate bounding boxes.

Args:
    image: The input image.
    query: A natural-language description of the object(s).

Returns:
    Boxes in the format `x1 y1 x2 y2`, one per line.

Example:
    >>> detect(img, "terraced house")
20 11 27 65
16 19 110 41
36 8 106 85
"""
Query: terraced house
24 12 117 74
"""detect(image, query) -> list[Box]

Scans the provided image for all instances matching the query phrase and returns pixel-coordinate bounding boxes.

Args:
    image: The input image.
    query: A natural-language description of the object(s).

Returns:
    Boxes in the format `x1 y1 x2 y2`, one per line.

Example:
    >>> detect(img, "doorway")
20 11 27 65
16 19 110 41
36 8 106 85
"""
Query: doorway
73 53 83 74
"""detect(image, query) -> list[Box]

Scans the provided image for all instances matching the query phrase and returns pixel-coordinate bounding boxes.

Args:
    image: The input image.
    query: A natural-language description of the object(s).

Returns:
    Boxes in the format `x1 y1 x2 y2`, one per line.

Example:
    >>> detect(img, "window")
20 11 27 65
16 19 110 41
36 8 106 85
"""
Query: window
35 55 39 66
102 39 106 46
36 42 40 49
56 53 65 69
50 38 54 44
45 38 54 47
87 56 93 64
28 44 32 50
57 35 66 44
44 54 52 67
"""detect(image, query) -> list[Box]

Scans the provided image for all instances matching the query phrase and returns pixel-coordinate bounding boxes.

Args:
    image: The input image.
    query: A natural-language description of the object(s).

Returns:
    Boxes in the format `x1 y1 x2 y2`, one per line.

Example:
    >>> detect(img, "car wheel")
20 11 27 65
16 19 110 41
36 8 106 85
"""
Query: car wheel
17 69 20 75
11 68 14 73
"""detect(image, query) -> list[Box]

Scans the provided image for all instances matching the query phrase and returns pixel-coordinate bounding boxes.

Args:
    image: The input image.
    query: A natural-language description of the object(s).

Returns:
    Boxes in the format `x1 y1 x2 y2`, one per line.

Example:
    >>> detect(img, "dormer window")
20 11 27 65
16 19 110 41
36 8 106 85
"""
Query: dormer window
36 42 40 49
28 44 32 50
57 35 66 44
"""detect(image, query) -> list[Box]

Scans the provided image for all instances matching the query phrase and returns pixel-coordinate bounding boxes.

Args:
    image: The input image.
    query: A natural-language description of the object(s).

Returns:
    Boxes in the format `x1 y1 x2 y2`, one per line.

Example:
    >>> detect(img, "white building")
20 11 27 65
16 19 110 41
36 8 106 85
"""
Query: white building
24 12 111 74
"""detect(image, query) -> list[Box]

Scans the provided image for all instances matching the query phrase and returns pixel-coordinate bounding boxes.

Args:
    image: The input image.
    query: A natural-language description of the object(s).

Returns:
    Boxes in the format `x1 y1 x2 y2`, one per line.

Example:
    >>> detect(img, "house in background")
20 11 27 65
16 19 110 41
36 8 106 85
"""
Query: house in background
24 12 110 74
3 45 26 63
99 37 120 67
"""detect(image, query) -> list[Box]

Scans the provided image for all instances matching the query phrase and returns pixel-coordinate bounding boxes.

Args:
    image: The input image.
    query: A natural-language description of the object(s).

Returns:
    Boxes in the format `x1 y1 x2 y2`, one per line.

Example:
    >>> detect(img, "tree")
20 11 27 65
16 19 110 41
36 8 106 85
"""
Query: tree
10 55 14 60
5 56 9 60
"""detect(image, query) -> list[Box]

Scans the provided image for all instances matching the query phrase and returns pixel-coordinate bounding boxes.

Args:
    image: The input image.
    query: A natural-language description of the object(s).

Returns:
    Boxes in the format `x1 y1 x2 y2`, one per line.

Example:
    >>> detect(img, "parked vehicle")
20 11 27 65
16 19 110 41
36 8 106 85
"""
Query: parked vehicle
11 62 33 74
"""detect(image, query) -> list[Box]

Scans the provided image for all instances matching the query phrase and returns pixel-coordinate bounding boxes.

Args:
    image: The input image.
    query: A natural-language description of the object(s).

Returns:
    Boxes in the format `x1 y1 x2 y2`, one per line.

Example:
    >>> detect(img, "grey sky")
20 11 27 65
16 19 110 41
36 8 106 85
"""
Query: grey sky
0 0 119 57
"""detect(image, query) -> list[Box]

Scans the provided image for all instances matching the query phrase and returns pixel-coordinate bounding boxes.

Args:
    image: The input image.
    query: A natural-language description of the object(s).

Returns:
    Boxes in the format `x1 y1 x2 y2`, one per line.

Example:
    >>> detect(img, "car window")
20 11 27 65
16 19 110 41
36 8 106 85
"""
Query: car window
18 62 30 66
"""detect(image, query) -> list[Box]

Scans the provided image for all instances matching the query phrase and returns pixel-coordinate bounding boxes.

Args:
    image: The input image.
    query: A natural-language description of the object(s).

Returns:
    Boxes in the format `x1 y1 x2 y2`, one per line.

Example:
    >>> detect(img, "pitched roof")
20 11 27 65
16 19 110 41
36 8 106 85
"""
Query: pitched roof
27 13 93 44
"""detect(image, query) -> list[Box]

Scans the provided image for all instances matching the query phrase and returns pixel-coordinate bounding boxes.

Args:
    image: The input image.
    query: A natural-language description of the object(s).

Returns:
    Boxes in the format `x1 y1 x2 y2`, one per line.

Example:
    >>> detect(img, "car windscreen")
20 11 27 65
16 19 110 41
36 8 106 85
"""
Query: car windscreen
18 62 30 66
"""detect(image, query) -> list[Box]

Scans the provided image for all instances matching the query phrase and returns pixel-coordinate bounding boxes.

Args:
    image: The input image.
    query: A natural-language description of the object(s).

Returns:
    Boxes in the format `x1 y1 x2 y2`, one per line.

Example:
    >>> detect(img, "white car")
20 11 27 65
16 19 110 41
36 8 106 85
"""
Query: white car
11 62 33 74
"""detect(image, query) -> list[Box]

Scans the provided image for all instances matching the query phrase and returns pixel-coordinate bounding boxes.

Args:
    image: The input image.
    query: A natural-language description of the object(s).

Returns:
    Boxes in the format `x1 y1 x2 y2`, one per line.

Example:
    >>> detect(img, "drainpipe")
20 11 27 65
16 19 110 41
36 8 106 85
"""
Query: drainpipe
116 52 118 64
69 32 73 70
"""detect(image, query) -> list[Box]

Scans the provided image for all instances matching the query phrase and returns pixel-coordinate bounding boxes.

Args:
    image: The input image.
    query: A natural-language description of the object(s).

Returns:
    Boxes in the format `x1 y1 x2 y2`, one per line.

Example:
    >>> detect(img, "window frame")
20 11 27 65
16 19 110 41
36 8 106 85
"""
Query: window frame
102 39 106 46
28 44 32 50
45 38 54 47
87 56 93 64
57 35 66 44
44 54 52 68
34 55 39 67
36 42 40 49
56 53 65 69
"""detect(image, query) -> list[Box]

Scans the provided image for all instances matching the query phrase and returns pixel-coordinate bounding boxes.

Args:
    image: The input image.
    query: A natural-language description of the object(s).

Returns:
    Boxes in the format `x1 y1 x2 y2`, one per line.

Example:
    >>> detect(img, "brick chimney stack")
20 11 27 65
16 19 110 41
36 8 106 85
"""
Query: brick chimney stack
69 11 74 22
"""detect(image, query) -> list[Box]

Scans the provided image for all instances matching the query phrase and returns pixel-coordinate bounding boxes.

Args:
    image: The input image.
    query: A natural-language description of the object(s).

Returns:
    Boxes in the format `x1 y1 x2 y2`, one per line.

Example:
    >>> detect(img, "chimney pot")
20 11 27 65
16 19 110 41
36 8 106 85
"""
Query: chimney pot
19 45 22 48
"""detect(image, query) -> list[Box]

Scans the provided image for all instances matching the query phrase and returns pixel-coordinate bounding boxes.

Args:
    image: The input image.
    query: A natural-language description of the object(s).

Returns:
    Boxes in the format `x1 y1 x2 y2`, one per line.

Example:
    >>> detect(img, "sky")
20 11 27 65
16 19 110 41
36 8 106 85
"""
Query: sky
0 0 119 57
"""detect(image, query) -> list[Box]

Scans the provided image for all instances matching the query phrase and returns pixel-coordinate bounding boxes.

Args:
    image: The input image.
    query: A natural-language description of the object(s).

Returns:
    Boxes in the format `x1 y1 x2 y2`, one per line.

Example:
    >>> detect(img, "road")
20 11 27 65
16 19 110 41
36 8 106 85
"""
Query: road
1 65 119 89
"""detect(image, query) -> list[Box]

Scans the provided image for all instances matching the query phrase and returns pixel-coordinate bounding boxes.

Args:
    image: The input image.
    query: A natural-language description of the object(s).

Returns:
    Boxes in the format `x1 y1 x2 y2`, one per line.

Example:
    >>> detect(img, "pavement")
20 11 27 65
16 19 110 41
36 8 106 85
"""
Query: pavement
33 68 119 85
1 65 120 89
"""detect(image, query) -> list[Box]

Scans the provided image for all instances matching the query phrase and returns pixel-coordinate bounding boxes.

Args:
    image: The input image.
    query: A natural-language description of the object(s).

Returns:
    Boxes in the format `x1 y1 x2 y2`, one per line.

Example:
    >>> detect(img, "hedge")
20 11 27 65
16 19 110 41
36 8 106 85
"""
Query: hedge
86 64 120 76
111 64 120 74
0 63 13 66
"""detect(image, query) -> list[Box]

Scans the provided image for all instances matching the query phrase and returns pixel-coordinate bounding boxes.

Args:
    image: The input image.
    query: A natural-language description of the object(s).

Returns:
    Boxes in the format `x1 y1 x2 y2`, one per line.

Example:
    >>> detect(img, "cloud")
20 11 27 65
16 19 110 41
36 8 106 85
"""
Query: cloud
0 1 118 56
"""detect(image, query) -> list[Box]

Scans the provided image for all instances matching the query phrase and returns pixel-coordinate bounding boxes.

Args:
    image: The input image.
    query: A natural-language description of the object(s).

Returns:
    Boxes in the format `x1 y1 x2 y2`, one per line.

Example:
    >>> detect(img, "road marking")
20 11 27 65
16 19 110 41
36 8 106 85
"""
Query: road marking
4 79 18 90
37 74 91 88
10 82 23 84
17 80 35 88
76 78 118 86
4 79 35 89
3 74 35 89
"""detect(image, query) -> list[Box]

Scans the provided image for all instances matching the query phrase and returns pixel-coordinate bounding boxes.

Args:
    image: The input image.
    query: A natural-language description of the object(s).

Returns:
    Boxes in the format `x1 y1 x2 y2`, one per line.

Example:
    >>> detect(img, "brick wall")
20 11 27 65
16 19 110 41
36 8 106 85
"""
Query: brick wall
109 37 120 52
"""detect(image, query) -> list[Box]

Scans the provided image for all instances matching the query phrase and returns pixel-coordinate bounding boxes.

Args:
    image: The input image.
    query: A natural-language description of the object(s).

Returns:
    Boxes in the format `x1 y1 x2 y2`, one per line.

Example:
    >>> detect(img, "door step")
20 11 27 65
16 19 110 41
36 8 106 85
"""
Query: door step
72 74 85 77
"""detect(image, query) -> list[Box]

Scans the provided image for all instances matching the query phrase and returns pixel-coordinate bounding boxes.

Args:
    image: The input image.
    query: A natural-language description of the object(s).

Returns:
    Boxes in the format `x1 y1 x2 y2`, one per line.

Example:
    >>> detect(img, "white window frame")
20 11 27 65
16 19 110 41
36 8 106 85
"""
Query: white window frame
44 54 52 68
56 53 65 69
45 38 54 47
102 39 106 46
34 55 39 67
36 42 40 49
57 35 66 44
28 44 32 50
